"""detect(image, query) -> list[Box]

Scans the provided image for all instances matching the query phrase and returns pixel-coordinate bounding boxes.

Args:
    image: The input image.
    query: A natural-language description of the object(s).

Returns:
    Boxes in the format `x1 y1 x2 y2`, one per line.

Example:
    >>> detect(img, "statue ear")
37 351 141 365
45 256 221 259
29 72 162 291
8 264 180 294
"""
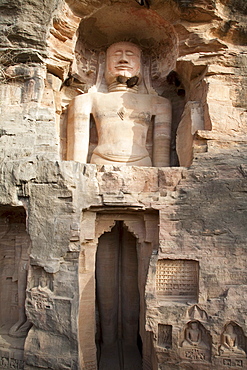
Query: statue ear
95 51 106 91
142 55 156 95
127 76 139 88
117 76 128 84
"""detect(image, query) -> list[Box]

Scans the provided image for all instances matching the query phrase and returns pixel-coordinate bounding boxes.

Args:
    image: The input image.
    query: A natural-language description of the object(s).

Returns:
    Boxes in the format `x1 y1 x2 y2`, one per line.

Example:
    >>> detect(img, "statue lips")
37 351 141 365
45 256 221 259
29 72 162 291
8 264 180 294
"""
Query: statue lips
115 65 133 72
114 66 134 80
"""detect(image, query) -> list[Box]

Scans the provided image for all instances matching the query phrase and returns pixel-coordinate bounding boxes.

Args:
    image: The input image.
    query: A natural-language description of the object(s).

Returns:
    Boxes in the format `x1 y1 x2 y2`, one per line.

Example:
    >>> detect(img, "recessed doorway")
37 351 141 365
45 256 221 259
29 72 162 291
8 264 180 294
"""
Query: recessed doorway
95 221 142 370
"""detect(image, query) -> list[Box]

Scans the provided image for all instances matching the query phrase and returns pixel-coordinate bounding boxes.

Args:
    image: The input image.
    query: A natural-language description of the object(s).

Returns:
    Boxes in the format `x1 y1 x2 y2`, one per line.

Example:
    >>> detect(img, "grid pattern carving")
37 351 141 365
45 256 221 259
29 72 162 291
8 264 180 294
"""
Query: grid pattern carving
156 259 198 300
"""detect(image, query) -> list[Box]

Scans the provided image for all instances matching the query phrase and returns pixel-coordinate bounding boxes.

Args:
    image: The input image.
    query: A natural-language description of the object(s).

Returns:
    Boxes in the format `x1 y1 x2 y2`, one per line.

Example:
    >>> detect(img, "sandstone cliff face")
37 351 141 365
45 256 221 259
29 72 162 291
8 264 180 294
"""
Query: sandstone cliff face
0 1 247 370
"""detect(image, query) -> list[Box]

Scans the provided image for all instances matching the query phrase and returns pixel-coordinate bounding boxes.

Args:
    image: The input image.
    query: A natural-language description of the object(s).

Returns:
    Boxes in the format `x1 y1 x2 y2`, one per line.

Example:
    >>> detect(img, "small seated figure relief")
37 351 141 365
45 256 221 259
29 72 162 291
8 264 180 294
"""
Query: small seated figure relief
30 274 53 302
30 275 52 293
182 321 209 349
219 324 246 356
37 276 52 293
180 321 211 362
67 41 172 167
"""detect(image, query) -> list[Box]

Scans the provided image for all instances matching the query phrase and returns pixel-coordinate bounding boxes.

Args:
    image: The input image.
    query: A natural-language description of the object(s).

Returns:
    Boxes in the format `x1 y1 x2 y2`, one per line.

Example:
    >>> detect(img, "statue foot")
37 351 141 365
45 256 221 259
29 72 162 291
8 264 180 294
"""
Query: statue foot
9 319 32 338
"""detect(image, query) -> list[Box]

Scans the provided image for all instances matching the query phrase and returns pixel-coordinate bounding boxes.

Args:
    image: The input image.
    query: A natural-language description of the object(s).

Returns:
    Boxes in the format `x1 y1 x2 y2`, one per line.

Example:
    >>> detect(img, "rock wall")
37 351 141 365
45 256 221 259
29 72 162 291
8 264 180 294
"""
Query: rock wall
0 1 247 369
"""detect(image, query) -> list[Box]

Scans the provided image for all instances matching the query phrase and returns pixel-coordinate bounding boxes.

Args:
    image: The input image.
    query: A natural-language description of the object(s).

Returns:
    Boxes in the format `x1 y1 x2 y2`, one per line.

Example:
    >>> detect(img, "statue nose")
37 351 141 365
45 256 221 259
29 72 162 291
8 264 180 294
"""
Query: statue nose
119 58 128 64
118 52 129 63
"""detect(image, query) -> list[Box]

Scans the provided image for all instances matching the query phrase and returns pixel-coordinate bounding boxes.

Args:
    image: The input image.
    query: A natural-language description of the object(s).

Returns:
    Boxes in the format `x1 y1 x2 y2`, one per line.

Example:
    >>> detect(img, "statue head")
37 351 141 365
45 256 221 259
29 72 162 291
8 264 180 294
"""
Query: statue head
190 322 199 330
105 41 141 86
226 324 234 334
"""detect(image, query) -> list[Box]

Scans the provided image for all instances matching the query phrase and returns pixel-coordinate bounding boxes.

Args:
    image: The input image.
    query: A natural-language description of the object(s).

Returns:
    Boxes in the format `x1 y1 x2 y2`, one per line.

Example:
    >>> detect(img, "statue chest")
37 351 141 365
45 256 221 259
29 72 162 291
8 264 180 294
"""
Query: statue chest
93 93 152 123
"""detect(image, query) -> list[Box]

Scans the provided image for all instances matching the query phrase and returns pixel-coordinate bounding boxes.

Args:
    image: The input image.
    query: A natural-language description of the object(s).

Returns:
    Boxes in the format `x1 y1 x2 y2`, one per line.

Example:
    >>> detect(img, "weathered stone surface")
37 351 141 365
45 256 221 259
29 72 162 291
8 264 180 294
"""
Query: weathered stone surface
0 153 246 368
0 0 247 369
0 0 60 63
46 2 81 80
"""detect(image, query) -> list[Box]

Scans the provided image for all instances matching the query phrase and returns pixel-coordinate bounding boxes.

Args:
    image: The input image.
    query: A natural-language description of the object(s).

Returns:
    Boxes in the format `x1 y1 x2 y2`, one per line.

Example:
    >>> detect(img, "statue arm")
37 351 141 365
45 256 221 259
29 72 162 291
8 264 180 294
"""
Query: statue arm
67 94 92 163
234 335 238 347
223 333 231 348
197 329 202 344
185 329 194 345
153 98 172 167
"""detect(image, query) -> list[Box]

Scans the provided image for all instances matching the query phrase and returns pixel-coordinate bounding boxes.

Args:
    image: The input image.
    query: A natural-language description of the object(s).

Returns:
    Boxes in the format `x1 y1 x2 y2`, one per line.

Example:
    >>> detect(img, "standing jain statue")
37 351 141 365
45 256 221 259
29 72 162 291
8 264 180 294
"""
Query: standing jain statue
67 41 172 167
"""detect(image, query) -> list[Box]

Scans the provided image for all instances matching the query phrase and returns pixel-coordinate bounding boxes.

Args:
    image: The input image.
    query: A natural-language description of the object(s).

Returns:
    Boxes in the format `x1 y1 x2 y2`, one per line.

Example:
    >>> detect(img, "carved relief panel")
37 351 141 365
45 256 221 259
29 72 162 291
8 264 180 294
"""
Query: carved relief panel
217 322 247 368
0 207 30 366
156 259 199 302
180 321 211 363
158 324 172 349
0 208 30 337
0 356 24 369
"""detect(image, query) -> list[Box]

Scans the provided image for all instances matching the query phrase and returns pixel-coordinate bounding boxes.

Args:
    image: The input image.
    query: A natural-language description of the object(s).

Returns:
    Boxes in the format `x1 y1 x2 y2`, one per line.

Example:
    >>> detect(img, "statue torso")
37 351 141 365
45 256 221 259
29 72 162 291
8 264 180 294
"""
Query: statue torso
90 91 164 164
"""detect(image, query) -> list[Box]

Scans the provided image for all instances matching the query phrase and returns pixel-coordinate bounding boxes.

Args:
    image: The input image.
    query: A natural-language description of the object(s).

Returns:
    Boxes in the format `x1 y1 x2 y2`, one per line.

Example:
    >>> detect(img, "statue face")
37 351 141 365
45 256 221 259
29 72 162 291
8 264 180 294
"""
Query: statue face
105 42 141 85
191 322 198 329
226 325 234 334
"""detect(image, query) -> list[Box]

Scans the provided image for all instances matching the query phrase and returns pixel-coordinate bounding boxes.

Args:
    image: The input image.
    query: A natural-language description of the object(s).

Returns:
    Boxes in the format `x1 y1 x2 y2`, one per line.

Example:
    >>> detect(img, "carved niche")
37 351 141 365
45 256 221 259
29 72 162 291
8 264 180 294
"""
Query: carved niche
157 324 172 349
0 206 31 367
180 321 211 363
65 5 179 167
218 322 247 368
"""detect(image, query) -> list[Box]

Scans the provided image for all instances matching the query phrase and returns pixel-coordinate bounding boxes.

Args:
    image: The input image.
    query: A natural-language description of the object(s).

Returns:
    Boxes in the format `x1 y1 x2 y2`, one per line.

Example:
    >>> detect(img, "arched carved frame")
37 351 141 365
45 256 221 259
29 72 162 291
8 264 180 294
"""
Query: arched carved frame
78 210 158 369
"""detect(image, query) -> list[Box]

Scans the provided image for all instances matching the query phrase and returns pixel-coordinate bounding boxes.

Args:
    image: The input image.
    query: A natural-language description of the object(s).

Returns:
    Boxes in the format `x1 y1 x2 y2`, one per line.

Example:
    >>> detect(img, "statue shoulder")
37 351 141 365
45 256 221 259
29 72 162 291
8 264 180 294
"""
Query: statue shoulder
150 95 172 114
69 92 96 109
152 95 171 105
73 92 95 102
